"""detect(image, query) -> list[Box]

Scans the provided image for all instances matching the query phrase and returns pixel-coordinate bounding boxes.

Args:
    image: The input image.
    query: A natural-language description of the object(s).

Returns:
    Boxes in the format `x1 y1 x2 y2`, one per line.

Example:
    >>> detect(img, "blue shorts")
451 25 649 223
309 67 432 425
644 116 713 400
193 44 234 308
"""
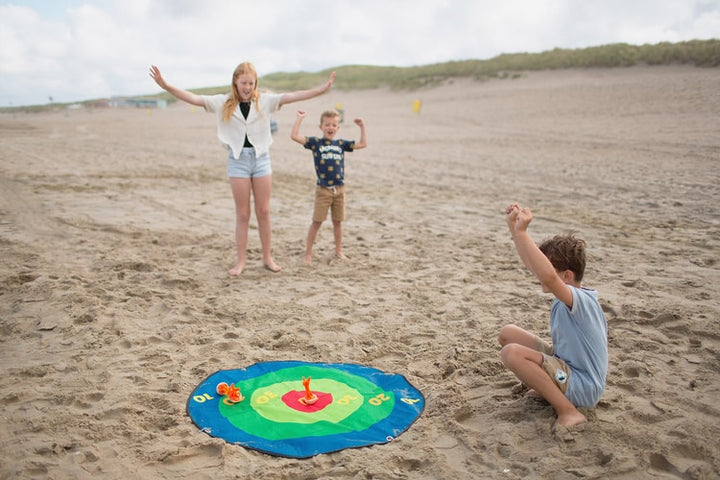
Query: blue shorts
227 147 272 178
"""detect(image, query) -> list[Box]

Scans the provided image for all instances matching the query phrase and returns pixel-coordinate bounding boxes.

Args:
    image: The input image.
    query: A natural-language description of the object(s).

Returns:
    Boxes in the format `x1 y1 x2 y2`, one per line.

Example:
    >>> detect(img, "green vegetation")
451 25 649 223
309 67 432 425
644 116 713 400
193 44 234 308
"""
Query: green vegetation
229 39 720 93
4 40 718 112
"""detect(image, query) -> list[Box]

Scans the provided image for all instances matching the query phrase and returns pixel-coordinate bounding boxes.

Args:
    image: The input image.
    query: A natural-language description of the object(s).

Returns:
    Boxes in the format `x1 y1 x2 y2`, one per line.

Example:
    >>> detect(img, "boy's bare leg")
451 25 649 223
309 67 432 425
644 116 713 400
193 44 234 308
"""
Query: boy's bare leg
499 325 549 398
501 343 587 428
498 324 538 349
332 220 347 258
304 221 322 264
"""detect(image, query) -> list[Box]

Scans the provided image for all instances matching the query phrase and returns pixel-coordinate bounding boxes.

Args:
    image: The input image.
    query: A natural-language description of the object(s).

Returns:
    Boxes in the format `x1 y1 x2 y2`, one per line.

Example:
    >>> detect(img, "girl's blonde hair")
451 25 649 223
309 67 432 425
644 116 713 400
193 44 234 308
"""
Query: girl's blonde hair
222 62 261 122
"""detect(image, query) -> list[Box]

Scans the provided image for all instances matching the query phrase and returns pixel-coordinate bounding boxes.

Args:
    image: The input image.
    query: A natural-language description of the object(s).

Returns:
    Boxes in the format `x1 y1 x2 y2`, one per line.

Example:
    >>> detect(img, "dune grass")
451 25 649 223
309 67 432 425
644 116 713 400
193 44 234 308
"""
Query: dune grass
203 39 720 94
4 39 718 112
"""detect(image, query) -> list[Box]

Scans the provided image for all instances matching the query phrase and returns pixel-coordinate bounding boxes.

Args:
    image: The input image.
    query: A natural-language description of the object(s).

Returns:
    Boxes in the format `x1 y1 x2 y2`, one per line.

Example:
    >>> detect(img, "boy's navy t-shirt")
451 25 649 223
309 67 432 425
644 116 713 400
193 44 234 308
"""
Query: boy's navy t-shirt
304 137 355 187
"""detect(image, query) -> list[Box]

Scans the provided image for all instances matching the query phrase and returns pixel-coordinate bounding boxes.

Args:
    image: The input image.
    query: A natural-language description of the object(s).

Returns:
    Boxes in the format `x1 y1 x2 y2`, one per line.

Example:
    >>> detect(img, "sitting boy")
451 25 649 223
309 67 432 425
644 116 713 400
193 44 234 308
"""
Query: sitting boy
498 203 608 429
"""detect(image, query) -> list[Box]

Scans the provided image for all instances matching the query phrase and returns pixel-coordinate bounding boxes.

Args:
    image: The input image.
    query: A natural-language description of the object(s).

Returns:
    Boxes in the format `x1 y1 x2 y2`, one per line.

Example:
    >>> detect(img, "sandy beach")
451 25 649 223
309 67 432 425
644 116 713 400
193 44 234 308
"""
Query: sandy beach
1 65 719 478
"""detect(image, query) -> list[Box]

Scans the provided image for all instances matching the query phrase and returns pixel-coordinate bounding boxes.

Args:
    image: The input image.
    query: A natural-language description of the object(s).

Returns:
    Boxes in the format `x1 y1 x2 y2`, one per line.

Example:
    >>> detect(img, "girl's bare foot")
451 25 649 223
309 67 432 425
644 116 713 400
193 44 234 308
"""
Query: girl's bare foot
302 254 312 265
228 263 244 276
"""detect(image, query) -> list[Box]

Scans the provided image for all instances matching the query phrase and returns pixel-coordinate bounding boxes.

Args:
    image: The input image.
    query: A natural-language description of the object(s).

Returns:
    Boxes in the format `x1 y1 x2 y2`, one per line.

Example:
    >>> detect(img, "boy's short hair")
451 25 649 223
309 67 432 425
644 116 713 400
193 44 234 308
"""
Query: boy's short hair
539 233 586 282
320 109 341 123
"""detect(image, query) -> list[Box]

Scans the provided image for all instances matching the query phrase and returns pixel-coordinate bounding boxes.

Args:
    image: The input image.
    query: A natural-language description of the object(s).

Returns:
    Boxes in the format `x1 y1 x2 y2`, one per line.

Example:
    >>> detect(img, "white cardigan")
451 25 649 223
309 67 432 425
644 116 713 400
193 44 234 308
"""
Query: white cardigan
203 92 282 159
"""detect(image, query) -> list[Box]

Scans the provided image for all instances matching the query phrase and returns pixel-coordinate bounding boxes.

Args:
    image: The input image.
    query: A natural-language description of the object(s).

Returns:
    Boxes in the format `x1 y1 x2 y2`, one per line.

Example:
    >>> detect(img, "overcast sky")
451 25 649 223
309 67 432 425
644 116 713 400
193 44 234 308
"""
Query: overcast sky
1 0 718 107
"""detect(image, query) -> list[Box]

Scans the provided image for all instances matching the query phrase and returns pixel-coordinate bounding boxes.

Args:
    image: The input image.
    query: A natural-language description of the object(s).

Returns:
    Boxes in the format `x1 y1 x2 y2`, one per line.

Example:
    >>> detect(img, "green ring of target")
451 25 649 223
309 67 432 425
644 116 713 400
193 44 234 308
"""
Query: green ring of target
218 365 395 440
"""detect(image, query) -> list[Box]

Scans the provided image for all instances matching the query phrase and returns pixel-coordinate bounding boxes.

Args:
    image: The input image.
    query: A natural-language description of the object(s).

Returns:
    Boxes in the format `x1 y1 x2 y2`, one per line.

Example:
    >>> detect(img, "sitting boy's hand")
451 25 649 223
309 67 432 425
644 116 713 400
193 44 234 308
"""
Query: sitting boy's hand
505 203 532 233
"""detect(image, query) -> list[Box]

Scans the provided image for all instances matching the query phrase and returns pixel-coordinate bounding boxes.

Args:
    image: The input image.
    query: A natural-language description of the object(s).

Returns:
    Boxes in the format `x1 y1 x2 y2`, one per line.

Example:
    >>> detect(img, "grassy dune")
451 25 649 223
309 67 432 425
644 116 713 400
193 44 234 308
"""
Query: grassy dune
3 39 718 112
204 39 720 94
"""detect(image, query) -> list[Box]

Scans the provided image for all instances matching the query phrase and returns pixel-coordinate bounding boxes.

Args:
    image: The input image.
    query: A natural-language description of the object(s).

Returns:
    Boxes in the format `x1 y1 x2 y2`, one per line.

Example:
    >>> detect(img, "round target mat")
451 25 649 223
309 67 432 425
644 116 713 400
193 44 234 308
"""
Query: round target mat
186 361 425 458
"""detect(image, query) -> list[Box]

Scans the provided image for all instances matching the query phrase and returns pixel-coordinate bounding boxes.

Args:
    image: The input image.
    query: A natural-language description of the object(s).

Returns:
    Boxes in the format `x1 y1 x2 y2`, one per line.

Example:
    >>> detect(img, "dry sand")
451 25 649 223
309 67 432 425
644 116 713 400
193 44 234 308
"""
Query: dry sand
1 65 719 479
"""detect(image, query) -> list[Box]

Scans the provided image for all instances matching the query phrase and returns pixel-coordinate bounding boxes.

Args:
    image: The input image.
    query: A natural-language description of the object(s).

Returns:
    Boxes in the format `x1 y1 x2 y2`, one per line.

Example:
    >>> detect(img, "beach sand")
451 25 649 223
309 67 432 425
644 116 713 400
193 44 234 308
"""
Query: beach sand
1 65 719 479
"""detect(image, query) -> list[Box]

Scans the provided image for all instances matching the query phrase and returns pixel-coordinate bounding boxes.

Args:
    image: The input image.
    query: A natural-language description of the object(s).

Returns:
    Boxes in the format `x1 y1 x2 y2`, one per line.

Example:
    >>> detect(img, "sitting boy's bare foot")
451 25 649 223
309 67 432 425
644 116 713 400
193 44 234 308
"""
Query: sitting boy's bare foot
553 410 587 430
228 264 244 276
525 389 545 401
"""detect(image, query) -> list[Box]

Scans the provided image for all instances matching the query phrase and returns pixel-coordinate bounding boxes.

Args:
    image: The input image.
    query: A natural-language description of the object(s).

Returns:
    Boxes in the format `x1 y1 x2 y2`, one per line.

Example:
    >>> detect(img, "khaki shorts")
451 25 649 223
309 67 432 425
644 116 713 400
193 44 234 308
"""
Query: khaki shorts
313 185 346 223
534 336 571 394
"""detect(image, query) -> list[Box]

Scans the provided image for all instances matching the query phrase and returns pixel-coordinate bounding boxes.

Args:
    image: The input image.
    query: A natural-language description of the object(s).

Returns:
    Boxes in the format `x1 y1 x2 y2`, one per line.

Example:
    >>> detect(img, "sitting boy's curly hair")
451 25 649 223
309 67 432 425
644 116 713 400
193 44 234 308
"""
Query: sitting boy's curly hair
539 233 586 282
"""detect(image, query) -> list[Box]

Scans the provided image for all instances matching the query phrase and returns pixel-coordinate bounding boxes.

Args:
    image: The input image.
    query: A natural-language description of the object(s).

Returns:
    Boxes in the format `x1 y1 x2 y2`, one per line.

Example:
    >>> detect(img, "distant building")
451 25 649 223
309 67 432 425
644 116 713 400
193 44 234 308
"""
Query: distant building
107 97 167 108
125 98 167 109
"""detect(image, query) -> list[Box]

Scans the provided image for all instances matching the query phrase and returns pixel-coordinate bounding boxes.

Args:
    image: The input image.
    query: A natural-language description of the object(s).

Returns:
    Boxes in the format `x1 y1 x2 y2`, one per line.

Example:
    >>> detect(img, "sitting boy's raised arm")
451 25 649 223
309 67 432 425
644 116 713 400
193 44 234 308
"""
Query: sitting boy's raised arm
505 204 574 308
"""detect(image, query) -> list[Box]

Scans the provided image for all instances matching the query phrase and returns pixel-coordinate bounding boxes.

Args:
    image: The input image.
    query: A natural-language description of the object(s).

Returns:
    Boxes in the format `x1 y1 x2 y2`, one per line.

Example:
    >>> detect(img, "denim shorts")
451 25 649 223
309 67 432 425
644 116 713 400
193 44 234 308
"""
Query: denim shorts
227 147 272 178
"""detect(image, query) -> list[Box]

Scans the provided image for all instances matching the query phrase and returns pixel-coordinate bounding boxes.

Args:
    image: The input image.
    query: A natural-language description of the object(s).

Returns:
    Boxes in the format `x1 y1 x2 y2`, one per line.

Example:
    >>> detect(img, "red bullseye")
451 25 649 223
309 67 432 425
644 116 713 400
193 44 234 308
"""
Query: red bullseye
282 390 333 412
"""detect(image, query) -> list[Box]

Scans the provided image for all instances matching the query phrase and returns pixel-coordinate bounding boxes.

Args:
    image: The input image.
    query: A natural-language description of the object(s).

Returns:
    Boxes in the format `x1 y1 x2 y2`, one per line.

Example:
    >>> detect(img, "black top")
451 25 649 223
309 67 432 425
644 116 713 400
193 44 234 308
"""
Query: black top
240 102 253 147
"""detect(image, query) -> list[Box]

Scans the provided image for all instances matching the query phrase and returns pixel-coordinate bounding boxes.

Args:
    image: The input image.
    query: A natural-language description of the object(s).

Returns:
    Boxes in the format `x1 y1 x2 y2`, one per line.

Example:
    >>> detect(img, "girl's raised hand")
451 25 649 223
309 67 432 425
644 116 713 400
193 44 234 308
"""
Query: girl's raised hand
149 65 167 89
323 71 336 92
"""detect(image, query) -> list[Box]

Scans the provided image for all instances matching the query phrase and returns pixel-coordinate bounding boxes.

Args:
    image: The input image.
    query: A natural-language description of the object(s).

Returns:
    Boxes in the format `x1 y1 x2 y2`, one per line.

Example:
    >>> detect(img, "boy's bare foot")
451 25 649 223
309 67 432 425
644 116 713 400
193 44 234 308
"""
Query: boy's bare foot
525 389 545 400
553 410 587 430
263 261 282 273
228 263 244 276
335 252 349 260
302 254 312 265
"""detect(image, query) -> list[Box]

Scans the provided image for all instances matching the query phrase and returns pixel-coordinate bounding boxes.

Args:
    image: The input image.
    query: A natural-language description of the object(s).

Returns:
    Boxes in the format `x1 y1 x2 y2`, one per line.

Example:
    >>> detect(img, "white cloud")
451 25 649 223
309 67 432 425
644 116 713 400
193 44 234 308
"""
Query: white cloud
0 0 717 106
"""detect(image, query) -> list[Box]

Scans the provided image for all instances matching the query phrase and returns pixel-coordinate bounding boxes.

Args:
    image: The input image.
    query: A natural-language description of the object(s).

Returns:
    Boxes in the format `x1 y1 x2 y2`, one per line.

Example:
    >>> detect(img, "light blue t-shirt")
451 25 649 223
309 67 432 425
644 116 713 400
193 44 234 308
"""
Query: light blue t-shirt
550 286 608 408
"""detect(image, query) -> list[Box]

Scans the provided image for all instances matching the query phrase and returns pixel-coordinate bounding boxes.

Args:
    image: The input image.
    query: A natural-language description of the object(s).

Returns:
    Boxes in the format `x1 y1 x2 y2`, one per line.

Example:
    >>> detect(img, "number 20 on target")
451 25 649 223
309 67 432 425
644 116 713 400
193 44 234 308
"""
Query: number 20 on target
368 393 391 406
